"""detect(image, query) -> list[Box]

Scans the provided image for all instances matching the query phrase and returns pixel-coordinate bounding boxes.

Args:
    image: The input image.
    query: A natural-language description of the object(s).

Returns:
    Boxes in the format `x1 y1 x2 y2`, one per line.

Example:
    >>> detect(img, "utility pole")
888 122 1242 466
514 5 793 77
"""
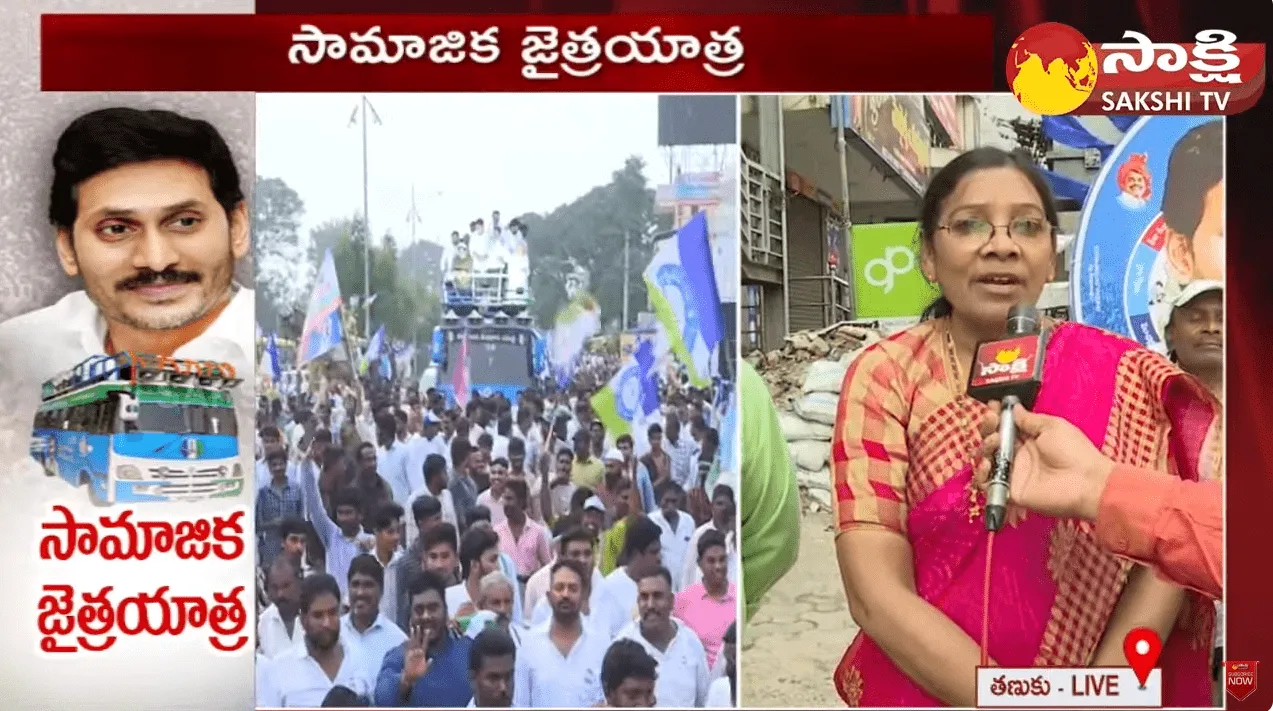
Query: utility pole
622 230 630 330
833 95 856 319
406 184 422 245
350 95 382 340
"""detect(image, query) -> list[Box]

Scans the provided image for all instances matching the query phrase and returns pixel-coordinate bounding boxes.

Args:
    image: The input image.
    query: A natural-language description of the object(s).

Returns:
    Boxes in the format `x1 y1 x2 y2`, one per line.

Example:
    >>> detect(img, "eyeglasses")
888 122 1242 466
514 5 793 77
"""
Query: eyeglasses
938 217 1054 241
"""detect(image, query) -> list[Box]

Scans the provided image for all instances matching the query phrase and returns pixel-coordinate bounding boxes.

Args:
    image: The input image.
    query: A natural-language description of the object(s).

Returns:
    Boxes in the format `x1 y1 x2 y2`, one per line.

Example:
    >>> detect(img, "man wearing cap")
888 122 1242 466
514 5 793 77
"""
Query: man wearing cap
1164 280 1223 402
1162 278 1223 701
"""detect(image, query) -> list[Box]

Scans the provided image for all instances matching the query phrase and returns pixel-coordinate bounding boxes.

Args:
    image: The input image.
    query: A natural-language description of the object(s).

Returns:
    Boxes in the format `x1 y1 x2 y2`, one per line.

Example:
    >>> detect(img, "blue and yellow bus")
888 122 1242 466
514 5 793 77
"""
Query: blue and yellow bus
31 352 245 505
431 318 545 406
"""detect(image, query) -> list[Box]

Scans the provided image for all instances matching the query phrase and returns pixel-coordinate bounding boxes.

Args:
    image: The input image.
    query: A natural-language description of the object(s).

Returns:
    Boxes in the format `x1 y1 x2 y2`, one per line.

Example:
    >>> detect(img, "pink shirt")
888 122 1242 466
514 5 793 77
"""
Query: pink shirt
673 581 737 668
494 518 552 578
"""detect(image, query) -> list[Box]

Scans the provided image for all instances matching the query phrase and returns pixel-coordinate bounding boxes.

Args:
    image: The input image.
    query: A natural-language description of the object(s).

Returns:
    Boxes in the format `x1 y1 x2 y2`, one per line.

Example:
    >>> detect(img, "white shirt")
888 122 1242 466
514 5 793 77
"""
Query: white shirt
356 413 377 446
257 604 304 660
469 423 496 447
0 286 254 387
377 440 417 507
597 568 640 638
490 433 510 461
617 619 711 707
706 677 732 707
446 583 474 619
255 458 300 490
513 620 609 708
406 434 446 491
464 611 525 648
470 228 492 263
529 573 607 627
256 635 374 708
516 425 542 467
441 242 456 275
404 487 458 547
523 564 605 623
649 509 696 591
339 612 407 683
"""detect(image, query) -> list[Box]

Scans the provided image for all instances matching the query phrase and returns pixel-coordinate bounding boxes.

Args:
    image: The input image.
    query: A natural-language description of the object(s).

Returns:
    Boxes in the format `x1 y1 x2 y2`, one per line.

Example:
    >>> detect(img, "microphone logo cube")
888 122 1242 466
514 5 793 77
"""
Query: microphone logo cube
970 335 1041 388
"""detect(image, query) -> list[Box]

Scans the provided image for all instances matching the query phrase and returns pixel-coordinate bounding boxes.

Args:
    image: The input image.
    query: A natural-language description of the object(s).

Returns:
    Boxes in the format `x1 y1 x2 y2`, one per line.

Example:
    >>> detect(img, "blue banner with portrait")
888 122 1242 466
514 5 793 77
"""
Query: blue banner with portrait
1070 116 1224 354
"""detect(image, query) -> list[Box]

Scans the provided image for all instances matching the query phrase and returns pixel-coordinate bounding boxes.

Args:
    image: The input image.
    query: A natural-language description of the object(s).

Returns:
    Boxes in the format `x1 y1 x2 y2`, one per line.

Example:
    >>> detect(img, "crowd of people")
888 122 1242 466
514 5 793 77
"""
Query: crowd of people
253 362 739 707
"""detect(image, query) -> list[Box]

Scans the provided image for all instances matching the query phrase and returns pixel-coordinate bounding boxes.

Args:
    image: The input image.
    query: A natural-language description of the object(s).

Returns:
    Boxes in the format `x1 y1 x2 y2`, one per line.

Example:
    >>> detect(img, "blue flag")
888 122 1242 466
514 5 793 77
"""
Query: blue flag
298 249 344 365
265 332 283 382
643 212 724 387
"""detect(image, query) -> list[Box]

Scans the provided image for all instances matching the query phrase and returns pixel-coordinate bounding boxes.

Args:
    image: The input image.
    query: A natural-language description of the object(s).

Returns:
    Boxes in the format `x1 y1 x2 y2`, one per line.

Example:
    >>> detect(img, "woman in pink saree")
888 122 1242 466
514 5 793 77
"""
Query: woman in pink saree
830 148 1221 707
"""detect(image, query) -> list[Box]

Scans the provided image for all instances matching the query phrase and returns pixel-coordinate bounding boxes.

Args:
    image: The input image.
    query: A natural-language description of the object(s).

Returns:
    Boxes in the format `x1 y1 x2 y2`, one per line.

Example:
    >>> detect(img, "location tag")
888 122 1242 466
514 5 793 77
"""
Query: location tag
1123 627 1163 688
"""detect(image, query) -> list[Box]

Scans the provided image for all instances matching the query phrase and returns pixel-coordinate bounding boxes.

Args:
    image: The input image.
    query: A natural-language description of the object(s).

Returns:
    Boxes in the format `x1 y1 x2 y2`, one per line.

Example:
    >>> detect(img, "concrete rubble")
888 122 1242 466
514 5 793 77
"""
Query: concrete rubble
746 321 886 514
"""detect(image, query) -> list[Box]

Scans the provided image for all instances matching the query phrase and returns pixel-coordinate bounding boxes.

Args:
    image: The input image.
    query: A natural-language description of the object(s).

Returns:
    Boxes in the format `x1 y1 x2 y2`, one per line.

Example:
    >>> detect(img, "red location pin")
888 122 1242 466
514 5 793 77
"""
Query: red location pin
1123 627 1163 688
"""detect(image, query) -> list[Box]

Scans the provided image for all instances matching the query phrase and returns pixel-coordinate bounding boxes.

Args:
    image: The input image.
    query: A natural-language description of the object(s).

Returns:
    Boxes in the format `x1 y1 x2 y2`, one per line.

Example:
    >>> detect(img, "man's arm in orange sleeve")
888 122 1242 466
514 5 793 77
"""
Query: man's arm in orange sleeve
1093 463 1222 600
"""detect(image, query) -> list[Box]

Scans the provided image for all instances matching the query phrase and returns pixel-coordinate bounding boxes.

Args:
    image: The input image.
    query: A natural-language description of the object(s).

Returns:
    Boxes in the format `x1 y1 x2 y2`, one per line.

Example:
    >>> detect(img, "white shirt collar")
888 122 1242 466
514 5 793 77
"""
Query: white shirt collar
69 284 253 365
340 611 390 635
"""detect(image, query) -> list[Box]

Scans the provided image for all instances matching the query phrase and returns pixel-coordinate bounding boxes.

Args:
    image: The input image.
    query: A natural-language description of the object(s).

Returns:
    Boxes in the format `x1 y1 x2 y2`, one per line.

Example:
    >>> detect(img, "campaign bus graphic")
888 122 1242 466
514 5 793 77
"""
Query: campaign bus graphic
30 352 245 505
1071 115 1222 354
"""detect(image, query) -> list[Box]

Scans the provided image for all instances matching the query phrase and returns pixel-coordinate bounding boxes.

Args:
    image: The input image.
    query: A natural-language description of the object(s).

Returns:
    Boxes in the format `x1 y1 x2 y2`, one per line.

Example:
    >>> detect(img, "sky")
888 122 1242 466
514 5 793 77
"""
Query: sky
256 94 669 247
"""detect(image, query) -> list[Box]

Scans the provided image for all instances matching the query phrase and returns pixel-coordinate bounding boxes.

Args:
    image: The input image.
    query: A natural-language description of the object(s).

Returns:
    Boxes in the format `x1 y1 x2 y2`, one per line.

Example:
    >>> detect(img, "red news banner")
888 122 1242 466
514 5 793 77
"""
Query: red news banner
41 14 994 92
37 506 250 654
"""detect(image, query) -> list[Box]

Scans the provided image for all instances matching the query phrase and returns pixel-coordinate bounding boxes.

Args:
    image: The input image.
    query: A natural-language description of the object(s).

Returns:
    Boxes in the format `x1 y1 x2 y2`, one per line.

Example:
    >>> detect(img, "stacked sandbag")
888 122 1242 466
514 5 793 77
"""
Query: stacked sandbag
748 323 885 512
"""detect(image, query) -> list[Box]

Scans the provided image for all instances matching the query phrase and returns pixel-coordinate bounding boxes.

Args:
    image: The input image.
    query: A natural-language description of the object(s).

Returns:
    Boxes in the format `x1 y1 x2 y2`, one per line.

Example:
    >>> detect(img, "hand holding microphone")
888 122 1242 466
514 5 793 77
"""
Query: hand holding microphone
966 304 1046 531
977 403 1115 523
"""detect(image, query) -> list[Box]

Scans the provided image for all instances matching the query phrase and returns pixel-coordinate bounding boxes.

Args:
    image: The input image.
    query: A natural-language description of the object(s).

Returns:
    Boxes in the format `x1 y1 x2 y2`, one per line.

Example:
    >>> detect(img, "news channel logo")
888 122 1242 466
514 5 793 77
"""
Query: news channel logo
1006 23 1263 117
1006 23 1100 115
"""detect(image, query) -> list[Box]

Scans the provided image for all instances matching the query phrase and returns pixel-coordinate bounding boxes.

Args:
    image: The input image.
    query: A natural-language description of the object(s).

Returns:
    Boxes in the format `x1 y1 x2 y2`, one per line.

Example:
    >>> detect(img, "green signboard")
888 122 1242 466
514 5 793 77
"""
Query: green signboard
851 222 940 319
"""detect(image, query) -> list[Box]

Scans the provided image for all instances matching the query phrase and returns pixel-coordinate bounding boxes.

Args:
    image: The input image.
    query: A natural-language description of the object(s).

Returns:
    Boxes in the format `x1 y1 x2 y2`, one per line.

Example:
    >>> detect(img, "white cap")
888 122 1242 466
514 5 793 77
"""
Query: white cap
603 448 624 463
1172 279 1223 309
583 495 606 512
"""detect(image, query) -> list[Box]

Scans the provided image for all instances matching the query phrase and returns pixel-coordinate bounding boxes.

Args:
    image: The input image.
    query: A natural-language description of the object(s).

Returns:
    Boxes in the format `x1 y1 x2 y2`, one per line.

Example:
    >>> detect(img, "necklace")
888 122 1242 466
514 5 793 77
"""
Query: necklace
937 318 988 524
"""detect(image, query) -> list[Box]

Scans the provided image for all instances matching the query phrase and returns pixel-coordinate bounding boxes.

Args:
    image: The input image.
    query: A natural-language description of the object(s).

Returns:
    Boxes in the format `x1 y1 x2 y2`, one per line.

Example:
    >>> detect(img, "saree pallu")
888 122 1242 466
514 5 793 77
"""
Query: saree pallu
830 321 1221 707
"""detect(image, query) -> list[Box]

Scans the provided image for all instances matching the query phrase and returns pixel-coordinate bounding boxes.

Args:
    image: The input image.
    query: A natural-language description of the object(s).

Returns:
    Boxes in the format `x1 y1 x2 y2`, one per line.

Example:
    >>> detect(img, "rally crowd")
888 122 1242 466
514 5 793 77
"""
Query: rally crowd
253 363 738 707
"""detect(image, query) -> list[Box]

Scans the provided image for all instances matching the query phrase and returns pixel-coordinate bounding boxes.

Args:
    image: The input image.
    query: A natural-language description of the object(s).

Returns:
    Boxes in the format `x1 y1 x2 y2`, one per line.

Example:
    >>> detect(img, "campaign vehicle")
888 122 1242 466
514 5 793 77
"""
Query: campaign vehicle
31 352 245 505
430 316 546 406
435 229 546 404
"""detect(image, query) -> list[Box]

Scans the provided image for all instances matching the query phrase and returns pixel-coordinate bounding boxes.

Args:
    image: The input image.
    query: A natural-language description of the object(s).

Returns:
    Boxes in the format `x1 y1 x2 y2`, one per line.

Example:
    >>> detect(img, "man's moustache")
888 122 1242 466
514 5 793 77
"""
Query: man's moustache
117 270 201 290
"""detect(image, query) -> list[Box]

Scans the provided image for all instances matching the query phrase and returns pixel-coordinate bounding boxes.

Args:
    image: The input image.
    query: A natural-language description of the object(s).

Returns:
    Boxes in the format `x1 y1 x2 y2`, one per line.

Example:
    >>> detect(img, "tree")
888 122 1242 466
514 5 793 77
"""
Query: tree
308 217 347 267
522 156 665 329
325 214 441 348
995 116 1053 163
253 177 312 332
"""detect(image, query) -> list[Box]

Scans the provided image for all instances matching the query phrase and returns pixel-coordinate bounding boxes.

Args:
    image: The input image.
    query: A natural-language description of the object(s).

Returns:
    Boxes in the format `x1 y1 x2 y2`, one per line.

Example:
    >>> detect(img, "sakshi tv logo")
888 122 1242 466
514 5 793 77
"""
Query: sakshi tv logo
978 347 1029 377
1007 23 1266 116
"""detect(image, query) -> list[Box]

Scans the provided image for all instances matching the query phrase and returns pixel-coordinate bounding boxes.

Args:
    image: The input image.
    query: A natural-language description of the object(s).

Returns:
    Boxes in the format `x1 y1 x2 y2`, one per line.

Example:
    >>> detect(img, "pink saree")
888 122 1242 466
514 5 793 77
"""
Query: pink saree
830 321 1221 707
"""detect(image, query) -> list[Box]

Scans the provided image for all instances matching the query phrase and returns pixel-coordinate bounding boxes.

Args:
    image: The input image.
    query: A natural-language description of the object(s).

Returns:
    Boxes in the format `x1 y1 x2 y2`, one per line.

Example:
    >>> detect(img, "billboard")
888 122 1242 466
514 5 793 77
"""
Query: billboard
851 222 940 319
850 95 931 195
1071 116 1223 354
926 95 964 149
657 95 736 146
656 171 722 210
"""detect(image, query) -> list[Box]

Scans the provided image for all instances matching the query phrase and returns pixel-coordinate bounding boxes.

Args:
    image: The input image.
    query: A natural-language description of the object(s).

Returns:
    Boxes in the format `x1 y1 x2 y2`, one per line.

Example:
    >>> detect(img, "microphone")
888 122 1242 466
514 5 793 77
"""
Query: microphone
966 304 1045 532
